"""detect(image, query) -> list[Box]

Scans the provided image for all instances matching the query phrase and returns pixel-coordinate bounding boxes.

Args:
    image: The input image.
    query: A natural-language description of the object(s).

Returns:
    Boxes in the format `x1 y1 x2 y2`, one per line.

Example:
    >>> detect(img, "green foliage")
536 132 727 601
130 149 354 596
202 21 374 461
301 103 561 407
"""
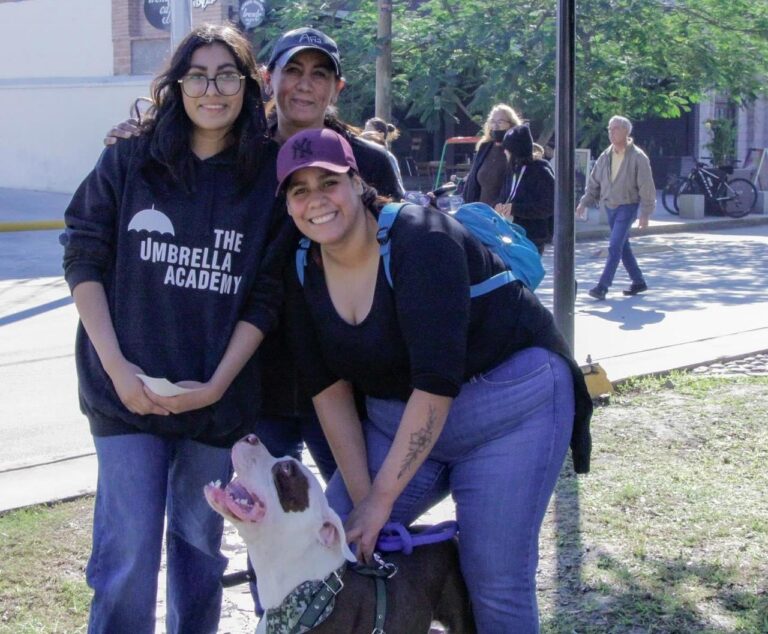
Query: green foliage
705 118 738 166
252 1 768 142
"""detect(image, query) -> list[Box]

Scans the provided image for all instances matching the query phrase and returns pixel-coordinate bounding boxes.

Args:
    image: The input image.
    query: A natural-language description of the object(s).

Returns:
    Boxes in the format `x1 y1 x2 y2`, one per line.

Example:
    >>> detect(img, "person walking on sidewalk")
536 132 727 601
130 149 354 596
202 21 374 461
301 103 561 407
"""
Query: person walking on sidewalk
576 115 656 300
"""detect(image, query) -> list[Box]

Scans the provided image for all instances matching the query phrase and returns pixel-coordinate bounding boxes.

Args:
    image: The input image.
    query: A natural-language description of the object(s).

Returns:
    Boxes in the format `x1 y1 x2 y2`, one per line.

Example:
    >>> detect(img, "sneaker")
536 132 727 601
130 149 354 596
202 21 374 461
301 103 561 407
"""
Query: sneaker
622 281 648 296
588 286 607 300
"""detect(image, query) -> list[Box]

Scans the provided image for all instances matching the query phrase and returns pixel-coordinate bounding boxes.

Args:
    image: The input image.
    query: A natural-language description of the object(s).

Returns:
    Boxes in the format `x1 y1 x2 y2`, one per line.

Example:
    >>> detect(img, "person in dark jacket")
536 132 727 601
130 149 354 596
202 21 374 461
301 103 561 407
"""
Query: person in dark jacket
103 28 402 487
256 28 402 484
462 103 522 205
278 128 592 633
495 124 555 254
62 25 282 634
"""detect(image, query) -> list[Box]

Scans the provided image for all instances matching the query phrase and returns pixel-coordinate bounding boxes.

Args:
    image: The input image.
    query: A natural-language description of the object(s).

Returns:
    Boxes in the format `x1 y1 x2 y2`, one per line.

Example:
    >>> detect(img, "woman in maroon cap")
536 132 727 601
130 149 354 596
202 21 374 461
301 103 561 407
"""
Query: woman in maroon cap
277 127 592 634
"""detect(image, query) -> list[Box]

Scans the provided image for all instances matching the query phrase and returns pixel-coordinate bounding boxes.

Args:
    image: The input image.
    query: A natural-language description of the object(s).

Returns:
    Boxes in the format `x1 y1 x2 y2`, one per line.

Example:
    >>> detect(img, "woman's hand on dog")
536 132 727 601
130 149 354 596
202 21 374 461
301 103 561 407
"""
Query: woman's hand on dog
344 491 394 563
143 380 222 415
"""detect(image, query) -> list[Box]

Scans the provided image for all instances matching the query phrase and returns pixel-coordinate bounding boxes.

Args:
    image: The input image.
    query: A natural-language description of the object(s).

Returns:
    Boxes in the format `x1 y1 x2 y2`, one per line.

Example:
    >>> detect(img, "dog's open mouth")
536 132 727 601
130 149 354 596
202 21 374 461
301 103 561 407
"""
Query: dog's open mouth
205 477 266 522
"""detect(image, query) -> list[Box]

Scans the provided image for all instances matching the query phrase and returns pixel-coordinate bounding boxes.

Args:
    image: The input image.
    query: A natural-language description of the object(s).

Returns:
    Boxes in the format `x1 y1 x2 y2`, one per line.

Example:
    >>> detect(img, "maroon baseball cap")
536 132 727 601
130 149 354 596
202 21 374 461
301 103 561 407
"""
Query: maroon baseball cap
276 128 358 195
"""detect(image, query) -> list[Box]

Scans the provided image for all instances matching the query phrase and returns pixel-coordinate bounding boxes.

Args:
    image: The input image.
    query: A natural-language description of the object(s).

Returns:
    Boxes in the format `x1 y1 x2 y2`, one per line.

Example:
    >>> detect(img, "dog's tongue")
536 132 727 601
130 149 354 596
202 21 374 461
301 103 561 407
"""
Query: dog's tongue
224 478 266 522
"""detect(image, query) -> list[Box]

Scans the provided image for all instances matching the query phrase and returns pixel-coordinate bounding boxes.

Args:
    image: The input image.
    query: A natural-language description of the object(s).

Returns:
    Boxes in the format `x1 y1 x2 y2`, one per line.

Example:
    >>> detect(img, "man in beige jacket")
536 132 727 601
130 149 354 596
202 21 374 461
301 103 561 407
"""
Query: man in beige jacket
576 115 656 300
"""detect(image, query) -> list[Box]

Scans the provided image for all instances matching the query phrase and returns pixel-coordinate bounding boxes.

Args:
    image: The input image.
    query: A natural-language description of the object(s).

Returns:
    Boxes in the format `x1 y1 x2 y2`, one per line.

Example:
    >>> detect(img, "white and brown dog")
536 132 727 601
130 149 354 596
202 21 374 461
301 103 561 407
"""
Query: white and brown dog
205 434 475 633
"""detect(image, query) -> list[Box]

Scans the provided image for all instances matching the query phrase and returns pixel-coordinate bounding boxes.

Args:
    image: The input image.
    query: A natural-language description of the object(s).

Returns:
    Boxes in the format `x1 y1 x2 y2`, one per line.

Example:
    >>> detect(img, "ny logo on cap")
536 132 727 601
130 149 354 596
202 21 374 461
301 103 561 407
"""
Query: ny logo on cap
292 138 313 159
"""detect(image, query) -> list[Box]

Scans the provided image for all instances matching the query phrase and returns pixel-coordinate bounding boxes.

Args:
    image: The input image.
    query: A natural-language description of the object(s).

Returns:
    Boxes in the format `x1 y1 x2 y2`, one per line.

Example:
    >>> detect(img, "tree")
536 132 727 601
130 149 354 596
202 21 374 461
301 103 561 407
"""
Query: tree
253 0 768 145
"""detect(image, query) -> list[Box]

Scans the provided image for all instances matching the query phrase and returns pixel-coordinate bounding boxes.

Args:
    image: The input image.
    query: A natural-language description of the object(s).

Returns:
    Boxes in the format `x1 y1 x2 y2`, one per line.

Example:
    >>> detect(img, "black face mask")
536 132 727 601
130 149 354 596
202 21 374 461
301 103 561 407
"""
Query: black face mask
492 129 507 143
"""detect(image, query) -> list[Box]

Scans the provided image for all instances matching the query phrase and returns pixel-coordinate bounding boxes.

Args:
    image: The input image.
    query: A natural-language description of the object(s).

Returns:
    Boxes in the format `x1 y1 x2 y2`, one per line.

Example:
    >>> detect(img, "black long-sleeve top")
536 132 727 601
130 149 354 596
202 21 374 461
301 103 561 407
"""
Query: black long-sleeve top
259 134 405 418
62 135 285 447
286 204 592 472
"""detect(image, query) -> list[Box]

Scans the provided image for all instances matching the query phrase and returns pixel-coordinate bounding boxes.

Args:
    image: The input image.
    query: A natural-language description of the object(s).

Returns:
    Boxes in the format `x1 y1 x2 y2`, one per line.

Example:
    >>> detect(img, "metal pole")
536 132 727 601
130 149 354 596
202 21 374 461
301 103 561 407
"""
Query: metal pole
375 0 393 121
170 0 192 51
553 0 576 354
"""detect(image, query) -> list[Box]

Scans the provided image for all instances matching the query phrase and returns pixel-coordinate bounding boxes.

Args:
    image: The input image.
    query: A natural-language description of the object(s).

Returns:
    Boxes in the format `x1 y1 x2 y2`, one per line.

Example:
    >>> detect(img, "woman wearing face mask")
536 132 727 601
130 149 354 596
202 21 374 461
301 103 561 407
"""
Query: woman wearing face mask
495 124 555 255
462 103 523 205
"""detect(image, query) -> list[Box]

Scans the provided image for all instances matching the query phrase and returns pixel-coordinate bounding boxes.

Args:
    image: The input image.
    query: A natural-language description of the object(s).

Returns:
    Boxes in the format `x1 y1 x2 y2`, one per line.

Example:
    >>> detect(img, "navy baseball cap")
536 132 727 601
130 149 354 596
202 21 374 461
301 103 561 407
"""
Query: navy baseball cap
267 27 342 76
276 128 358 195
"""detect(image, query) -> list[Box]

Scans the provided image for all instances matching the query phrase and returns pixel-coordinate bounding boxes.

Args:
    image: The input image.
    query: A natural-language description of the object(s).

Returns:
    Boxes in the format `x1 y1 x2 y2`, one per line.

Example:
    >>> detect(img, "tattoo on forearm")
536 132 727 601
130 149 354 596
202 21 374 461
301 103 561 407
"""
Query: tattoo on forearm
397 404 437 480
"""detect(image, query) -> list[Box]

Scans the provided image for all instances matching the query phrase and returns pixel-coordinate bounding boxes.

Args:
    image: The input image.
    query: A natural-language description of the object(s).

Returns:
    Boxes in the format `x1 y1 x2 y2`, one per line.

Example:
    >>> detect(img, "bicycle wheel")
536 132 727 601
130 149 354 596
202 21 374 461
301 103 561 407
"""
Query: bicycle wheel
673 177 703 213
661 177 683 215
719 178 757 218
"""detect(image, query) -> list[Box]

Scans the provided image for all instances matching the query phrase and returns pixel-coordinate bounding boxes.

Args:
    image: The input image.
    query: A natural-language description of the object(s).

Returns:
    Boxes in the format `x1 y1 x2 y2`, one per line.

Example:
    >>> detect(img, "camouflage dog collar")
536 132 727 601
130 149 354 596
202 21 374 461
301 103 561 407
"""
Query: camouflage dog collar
265 565 346 634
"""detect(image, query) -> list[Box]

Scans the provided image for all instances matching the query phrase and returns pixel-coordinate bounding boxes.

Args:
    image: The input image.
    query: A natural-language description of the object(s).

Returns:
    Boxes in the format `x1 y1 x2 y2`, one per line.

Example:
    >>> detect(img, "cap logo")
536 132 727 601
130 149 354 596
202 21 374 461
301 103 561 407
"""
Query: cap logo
299 33 324 45
292 138 313 160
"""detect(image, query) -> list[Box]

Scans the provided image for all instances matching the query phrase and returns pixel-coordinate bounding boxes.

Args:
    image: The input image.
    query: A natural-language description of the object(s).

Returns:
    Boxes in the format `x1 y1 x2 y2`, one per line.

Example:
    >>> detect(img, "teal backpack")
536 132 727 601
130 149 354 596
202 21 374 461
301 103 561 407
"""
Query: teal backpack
295 202 545 294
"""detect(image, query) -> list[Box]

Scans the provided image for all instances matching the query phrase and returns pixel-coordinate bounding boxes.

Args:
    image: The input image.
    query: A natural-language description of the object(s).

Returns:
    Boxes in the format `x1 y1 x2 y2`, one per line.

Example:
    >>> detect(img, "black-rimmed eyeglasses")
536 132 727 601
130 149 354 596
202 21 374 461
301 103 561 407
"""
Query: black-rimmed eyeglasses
177 73 245 98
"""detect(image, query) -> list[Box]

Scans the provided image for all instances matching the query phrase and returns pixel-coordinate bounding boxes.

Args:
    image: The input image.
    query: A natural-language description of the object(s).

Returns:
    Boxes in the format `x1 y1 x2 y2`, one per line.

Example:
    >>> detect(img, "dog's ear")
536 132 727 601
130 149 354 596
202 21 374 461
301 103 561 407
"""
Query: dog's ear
318 509 357 562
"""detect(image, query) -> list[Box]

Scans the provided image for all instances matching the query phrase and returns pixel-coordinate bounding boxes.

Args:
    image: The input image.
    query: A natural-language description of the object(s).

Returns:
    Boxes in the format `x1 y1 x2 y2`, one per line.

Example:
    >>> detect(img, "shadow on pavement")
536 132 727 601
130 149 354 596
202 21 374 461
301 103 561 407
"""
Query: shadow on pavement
0 295 73 326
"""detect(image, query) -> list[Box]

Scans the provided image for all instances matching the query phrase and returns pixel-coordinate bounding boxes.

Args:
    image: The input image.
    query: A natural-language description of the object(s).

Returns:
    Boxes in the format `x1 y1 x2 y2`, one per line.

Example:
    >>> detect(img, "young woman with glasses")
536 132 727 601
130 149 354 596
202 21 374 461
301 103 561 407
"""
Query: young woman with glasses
103 28 403 490
62 24 283 634
462 103 523 205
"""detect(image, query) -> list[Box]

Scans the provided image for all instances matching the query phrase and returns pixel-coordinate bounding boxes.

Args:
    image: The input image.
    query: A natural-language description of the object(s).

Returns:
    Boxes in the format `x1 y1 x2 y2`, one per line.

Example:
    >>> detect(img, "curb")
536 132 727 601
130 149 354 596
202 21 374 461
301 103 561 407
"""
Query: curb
575 214 768 242
609 348 768 389
0 219 65 232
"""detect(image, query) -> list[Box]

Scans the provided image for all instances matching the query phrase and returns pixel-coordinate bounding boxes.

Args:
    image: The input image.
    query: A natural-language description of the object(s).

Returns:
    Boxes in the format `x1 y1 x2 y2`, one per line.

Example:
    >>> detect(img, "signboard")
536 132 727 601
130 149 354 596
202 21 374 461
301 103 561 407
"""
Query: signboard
192 0 219 9
144 0 171 31
240 0 265 29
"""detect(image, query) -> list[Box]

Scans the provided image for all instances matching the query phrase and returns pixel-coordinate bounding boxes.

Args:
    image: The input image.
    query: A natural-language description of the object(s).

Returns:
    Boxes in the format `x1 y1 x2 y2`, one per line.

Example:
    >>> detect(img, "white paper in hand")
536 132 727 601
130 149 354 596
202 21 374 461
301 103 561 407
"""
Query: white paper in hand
136 374 197 397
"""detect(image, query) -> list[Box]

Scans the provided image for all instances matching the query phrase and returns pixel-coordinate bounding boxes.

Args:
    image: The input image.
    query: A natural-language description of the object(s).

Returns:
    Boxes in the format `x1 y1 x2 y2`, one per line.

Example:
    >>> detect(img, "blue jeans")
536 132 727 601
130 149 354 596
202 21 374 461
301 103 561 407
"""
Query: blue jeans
325 347 575 633
255 412 336 482
87 434 232 634
597 203 645 291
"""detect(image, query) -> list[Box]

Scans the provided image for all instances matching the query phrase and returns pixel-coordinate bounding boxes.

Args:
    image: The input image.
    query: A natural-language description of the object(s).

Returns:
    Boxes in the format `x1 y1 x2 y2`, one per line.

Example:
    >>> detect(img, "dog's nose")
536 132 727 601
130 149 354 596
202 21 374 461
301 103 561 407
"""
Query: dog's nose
242 434 260 445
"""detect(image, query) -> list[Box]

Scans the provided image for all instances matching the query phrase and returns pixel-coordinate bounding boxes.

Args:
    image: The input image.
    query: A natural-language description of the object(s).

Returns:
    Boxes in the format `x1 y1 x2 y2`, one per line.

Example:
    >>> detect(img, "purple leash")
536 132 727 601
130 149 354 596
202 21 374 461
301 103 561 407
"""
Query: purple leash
375 521 459 554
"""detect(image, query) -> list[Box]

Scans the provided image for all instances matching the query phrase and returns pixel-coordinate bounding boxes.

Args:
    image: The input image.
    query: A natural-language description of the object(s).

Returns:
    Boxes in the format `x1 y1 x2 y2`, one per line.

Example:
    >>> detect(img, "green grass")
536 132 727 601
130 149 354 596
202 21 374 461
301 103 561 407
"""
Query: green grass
1 374 766 632
0 498 92 633
539 374 768 633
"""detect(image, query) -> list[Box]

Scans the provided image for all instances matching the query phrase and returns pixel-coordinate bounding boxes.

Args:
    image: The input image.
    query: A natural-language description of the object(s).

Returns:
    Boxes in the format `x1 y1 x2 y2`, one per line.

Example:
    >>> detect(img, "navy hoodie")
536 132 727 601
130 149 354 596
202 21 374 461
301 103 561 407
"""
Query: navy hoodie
62 135 286 447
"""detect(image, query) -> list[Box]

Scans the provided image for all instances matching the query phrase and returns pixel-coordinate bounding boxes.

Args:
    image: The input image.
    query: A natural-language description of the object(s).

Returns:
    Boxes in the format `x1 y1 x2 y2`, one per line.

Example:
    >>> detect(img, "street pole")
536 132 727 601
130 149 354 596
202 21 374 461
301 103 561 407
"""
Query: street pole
375 0 393 121
554 0 576 354
170 0 192 52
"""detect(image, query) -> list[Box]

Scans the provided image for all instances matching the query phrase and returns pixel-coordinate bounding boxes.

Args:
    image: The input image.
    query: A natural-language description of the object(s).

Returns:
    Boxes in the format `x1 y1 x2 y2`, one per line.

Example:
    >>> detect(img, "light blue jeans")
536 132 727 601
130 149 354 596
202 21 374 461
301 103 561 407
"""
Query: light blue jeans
597 203 645 291
87 434 232 634
325 347 575 633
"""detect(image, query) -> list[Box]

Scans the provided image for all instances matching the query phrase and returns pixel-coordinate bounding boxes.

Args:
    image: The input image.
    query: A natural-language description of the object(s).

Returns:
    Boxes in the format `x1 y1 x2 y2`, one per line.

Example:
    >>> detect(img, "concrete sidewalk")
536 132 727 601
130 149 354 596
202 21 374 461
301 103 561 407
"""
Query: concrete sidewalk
1 186 768 514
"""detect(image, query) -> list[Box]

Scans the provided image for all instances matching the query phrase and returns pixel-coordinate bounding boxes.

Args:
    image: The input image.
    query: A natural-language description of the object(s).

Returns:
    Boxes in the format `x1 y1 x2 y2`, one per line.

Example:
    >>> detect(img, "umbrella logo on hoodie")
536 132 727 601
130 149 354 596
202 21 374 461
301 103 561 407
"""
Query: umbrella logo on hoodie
128 206 175 236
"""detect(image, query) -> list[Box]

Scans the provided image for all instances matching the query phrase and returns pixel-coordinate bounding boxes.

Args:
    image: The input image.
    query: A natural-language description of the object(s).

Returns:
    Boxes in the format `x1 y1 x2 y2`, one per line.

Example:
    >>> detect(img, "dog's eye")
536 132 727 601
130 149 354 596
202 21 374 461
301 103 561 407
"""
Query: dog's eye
272 459 309 512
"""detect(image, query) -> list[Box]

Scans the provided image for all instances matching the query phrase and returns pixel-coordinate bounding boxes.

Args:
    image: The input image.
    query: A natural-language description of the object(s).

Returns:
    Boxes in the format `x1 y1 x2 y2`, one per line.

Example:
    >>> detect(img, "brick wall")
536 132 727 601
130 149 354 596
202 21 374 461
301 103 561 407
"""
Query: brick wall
112 0 239 76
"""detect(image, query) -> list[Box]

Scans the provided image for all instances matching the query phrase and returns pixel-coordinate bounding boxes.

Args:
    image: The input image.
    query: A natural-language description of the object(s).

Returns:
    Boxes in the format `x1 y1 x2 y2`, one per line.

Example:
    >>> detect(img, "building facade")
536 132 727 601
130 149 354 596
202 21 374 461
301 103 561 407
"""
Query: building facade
0 0 237 193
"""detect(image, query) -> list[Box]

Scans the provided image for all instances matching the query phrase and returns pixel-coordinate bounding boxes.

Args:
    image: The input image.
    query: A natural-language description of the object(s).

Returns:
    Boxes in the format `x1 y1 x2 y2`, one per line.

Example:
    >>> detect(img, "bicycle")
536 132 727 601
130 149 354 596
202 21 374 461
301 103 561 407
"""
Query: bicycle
673 161 757 218
661 174 685 215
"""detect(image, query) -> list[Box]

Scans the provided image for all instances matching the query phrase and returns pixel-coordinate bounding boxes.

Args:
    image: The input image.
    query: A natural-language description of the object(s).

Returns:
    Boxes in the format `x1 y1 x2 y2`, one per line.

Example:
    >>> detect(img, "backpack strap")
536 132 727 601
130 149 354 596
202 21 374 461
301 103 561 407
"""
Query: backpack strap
469 270 517 298
295 202 408 288
376 202 408 288
295 236 311 286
